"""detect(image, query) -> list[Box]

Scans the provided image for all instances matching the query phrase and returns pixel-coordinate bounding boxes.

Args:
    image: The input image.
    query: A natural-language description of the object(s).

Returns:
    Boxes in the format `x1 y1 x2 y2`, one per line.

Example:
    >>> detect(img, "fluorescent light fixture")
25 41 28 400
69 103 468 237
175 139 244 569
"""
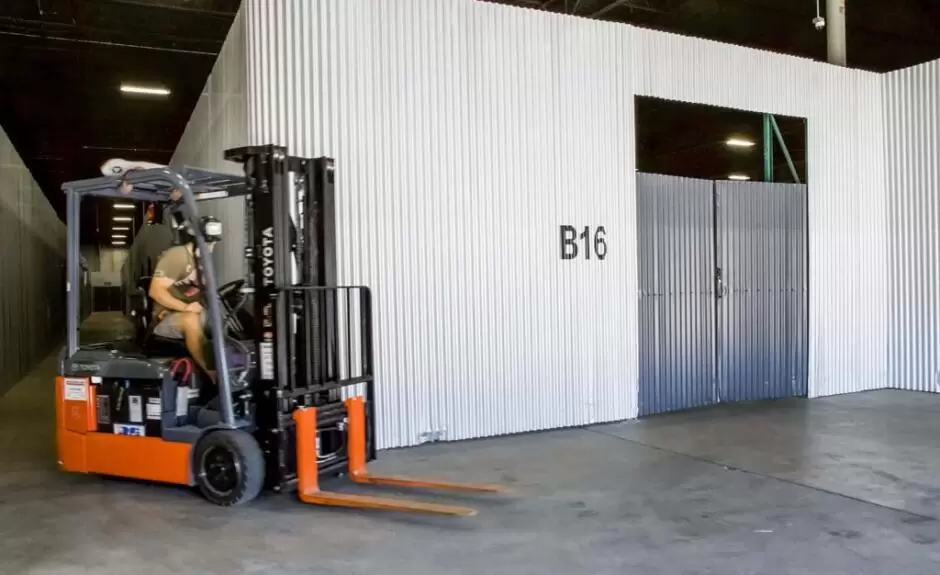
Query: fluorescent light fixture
112 234 127 239
114 203 135 209
725 137 756 148
195 190 230 201
728 174 751 181
120 84 170 96
113 216 133 222
112 226 130 231
112 241 127 246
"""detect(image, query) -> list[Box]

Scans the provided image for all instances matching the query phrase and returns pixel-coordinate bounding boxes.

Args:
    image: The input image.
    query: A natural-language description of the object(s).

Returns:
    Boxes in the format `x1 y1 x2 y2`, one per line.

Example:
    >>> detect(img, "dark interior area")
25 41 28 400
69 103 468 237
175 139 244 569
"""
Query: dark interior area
635 96 807 183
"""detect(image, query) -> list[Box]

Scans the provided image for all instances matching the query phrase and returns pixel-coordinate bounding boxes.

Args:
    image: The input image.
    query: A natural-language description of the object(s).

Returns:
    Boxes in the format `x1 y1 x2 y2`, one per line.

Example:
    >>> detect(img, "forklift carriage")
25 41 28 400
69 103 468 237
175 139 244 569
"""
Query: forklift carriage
57 145 503 515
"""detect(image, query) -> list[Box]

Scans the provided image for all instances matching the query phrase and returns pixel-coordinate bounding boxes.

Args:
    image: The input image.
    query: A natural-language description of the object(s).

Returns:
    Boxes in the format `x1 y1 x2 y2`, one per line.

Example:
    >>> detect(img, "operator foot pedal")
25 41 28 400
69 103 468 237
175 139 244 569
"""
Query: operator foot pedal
350 472 506 494
298 490 478 516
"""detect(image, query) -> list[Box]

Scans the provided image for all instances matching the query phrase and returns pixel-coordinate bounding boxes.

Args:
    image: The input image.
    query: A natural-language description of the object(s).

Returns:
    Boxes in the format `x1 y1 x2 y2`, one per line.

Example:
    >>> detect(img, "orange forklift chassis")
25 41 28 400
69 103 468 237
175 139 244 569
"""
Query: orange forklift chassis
57 377 503 515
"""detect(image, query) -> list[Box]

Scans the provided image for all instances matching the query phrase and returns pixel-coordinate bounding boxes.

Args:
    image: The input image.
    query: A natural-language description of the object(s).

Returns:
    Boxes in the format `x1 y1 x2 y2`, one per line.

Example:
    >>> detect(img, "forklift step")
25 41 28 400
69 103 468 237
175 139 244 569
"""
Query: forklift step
297 490 478 516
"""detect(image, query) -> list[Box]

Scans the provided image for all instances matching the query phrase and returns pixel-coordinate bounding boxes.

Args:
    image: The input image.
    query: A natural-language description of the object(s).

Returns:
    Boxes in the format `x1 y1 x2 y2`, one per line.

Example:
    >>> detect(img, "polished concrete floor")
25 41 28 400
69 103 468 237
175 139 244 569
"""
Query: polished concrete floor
2 317 940 573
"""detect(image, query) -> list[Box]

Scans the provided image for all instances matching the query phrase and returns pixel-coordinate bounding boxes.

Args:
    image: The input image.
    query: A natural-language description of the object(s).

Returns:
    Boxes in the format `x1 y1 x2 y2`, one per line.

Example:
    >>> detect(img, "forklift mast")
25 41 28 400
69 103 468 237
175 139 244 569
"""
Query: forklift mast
224 145 375 492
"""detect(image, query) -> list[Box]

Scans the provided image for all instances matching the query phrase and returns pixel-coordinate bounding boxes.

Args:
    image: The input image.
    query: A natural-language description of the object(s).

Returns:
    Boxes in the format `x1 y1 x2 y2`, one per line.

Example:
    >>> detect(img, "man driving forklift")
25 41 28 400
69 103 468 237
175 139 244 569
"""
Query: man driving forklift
148 215 223 382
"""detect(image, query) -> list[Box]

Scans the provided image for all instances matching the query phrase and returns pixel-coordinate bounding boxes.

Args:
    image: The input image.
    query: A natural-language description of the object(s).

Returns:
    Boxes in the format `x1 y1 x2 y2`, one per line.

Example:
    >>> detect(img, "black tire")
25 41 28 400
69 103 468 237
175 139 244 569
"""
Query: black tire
193 430 264 506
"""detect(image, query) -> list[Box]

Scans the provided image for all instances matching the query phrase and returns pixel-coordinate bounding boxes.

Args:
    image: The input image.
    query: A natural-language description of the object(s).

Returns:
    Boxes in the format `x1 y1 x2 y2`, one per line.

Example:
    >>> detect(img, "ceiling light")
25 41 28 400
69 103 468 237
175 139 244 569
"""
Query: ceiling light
728 174 751 181
113 216 133 222
120 84 171 96
195 190 230 201
725 137 756 148
112 234 127 239
112 226 130 231
114 203 135 209
112 241 127 246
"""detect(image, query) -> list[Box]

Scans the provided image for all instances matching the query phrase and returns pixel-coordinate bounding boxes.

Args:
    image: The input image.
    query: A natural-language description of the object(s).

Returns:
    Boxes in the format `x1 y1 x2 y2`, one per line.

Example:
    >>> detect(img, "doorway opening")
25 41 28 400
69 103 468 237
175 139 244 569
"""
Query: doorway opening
635 97 809 416
635 95 807 184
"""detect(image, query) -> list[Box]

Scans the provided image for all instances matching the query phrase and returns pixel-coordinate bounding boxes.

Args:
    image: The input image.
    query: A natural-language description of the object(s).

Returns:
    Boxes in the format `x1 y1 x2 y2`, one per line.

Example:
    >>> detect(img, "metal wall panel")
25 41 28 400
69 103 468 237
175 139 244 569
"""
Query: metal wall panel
170 7 249 285
716 181 808 402
0 124 66 393
637 174 717 415
632 26 889 398
243 0 639 449
175 0 891 446
884 59 940 392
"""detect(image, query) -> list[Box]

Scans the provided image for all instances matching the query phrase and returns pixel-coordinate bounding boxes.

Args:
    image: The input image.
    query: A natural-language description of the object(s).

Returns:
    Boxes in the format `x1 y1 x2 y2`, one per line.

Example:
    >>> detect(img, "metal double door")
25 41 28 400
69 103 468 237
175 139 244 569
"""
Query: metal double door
637 173 807 416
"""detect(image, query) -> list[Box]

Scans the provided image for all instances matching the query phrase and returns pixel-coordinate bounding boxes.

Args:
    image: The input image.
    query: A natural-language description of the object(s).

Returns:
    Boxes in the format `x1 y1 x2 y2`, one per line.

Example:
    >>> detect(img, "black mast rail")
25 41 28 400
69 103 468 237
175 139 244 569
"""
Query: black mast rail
224 145 376 490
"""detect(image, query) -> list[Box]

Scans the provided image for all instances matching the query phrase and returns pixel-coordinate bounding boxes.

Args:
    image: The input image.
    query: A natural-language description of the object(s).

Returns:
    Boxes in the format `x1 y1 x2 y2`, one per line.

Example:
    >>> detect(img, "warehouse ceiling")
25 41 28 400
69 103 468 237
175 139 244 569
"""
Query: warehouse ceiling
0 0 241 245
1 0 938 246
487 0 940 72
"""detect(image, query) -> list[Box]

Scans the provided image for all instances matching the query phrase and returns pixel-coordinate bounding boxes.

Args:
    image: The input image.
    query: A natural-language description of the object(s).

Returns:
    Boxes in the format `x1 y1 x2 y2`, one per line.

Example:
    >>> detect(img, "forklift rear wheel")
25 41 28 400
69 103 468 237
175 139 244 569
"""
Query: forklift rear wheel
194 430 264 506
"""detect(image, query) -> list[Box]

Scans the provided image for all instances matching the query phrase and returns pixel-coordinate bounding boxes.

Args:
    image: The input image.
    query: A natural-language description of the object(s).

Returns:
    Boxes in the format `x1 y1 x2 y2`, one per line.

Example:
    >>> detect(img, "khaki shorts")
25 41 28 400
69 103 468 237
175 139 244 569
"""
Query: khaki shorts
152 310 206 339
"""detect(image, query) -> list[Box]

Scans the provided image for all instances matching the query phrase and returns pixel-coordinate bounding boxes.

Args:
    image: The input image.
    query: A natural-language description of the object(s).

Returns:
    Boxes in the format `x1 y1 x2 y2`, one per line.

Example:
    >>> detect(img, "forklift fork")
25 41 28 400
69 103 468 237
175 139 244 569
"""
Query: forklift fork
293 397 504 516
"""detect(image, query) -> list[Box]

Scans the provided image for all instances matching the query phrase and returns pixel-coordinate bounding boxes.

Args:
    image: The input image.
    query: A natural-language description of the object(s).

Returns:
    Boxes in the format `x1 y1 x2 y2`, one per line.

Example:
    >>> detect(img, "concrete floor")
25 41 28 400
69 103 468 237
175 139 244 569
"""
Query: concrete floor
2 318 940 573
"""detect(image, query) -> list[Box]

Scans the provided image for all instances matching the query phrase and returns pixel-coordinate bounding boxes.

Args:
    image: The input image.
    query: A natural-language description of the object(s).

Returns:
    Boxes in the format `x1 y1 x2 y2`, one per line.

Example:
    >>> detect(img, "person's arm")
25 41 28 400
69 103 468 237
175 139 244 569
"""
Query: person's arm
149 250 202 313
149 277 201 313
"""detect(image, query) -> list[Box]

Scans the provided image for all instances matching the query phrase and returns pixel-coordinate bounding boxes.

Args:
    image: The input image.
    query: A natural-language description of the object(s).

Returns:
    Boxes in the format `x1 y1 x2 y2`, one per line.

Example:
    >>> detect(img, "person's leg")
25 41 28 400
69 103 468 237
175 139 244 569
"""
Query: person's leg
177 311 216 382
152 312 185 339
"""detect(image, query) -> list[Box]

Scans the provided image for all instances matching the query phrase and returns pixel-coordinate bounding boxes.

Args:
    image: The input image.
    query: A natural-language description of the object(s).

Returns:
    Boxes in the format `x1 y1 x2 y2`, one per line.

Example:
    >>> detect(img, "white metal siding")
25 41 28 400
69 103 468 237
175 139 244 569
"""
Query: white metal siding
183 0 894 448
632 27 889 398
884 59 940 392
246 0 639 449
171 8 249 285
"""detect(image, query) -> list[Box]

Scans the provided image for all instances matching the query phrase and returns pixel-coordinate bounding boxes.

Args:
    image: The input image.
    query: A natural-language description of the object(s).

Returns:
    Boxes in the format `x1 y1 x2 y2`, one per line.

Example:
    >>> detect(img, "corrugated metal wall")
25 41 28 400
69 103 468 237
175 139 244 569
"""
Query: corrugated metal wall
716 181 808 402
244 0 638 449
173 0 894 446
0 123 67 392
235 0 889 446
171 7 249 285
637 174 717 415
884 59 940 392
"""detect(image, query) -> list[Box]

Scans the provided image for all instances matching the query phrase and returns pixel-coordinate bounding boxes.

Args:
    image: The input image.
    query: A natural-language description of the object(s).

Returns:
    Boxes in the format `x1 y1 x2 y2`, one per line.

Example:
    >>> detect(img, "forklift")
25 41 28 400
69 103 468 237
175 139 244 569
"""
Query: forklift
57 145 503 515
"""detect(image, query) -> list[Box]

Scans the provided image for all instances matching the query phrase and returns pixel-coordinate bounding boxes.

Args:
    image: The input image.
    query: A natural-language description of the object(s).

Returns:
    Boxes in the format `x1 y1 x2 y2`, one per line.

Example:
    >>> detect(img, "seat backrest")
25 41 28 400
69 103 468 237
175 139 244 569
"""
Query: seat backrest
130 276 153 343
137 275 153 293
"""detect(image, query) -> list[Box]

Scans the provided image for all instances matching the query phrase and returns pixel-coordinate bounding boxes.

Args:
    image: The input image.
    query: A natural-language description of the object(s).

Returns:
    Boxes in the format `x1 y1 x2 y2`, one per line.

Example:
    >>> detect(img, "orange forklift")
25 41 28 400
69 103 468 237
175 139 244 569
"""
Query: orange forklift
57 145 503 514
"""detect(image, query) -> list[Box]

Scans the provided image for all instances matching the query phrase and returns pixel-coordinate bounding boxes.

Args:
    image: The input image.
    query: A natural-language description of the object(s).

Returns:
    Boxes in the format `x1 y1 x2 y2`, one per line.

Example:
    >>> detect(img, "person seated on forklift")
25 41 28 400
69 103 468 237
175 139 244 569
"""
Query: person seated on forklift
148 216 222 382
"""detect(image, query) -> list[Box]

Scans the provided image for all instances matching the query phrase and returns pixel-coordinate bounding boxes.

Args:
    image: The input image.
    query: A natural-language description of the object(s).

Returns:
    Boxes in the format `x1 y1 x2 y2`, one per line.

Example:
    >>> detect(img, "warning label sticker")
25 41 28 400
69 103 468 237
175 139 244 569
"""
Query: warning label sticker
63 378 87 401
146 398 161 420
260 342 274 380
114 424 145 437
129 395 143 423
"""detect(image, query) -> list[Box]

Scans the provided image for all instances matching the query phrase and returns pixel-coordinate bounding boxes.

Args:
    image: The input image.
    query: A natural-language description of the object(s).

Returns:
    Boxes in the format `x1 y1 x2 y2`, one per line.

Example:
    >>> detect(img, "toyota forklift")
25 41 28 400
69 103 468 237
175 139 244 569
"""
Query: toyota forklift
56 145 503 515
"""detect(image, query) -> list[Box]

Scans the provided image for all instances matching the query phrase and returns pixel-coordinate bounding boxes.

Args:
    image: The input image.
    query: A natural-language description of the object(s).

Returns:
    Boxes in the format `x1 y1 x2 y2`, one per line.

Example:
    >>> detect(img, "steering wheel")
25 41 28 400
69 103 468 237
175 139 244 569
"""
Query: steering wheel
215 279 250 339
217 279 245 302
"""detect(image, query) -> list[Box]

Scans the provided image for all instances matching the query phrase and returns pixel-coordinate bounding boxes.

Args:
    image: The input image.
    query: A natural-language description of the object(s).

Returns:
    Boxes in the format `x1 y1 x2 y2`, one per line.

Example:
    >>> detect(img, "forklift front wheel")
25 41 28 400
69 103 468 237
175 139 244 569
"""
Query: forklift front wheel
193 430 264 506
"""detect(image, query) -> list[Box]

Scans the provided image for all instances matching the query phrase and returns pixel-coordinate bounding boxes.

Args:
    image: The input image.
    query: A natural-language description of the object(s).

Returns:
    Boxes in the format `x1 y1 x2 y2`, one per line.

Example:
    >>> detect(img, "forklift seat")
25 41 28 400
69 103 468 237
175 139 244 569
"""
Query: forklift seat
128 275 153 342
131 275 193 357
141 332 191 357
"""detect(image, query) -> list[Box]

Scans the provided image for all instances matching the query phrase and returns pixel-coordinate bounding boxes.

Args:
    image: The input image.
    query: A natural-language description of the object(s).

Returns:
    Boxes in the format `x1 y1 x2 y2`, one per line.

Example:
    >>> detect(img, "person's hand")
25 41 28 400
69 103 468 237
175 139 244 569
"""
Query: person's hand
170 189 182 201
185 301 204 314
